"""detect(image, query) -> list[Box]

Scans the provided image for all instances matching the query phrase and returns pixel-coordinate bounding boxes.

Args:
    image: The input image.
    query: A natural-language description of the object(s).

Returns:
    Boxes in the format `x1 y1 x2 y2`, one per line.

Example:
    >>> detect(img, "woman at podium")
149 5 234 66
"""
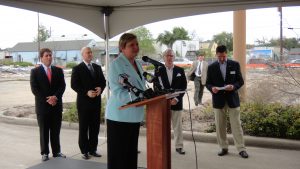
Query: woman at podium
105 33 146 169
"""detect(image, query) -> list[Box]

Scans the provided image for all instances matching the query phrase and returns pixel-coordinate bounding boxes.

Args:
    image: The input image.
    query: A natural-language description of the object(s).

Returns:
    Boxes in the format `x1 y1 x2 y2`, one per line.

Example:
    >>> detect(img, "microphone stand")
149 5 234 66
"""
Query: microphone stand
153 66 163 93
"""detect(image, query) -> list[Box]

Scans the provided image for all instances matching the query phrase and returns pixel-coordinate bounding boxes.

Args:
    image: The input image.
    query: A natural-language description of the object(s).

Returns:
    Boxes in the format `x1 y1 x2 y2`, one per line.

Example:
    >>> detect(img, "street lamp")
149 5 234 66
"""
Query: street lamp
288 27 300 30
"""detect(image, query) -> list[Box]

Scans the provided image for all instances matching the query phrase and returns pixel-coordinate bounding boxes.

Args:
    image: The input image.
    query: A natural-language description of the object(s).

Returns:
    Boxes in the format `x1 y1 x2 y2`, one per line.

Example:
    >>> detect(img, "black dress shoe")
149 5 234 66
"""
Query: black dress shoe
53 153 66 158
239 151 249 158
42 154 49 161
82 153 90 160
89 151 102 157
218 149 228 156
176 148 185 155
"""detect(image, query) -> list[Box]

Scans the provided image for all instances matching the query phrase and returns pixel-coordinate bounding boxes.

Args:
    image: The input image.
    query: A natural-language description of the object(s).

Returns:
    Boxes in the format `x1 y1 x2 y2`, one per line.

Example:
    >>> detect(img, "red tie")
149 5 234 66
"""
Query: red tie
47 67 52 83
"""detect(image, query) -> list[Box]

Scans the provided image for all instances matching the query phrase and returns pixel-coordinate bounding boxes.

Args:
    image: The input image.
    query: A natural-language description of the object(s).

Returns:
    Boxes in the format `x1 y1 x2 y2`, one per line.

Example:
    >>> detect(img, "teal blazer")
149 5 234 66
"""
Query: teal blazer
105 53 146 123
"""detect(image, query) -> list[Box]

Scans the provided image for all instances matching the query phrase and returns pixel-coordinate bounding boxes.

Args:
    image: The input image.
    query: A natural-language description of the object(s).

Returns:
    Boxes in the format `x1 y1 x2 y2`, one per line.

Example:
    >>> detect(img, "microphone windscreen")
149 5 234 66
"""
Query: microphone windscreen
142 72 148 77
142 56 148 62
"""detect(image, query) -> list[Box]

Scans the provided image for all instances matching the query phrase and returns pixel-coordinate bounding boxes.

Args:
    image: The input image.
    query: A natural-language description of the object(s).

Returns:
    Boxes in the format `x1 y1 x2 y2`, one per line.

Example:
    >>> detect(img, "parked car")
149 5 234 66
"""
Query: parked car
160 57 193 68
284 59 300 68
289 59 300 64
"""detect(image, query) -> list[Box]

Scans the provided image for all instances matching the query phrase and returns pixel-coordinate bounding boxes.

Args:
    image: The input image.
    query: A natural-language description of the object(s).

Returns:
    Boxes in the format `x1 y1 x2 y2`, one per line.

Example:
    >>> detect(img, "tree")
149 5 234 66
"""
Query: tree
269 37 300 50
130 26 156 57
255 37 300 50
156 27 190 49
34 25 51 42
212 31 233 52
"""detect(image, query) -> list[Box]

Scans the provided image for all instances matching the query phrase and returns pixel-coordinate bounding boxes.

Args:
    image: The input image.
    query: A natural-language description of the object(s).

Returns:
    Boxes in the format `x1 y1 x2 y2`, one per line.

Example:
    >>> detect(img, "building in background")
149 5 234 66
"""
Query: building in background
8 40 100 66
247 47 288 63
288 48 300 61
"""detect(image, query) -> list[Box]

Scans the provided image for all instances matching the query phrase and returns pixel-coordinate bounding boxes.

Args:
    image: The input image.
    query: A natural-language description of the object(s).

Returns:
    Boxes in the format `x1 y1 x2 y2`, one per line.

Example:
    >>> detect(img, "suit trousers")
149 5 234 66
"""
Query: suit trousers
37 111 62 155
171 110 184 149
107 119 140 169
213 104 246 152
78 107 100 154
194 76 205 105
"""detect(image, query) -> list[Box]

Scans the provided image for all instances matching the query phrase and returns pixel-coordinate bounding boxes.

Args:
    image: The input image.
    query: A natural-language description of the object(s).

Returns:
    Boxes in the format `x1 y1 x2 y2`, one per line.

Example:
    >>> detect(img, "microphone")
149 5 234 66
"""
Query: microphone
143 72 155 83
119 73 143 97
142 56 164 68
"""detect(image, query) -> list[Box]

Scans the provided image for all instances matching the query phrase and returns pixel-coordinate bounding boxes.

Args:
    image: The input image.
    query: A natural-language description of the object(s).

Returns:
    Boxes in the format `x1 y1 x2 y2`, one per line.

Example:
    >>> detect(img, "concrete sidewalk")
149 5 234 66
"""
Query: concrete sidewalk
1 122 300 169
1 113 300 150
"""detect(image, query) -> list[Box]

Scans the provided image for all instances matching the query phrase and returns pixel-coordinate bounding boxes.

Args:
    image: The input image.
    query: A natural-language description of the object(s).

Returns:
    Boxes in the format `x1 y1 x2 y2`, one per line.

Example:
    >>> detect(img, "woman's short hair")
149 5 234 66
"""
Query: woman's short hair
39 48 52 58
119 33 137 52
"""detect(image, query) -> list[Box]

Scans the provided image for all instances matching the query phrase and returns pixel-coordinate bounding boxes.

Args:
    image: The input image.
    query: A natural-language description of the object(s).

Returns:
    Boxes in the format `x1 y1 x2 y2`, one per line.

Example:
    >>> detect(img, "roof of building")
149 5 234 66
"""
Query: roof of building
8 39 95 52
289 48 300 54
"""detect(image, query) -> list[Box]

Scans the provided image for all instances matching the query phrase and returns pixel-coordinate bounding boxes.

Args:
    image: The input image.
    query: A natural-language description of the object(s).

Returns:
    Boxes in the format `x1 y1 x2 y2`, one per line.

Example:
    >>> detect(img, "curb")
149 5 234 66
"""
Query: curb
1 114 300 150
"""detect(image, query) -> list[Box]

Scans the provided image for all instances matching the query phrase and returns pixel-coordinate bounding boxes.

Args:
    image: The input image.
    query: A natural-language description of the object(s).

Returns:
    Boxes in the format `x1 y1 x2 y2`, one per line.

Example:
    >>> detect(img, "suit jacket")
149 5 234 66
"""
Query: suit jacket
71 62 106 111
30 65 66 114
206 59 244 109
157 65 187 110
105 53 146 123
187 60 208 85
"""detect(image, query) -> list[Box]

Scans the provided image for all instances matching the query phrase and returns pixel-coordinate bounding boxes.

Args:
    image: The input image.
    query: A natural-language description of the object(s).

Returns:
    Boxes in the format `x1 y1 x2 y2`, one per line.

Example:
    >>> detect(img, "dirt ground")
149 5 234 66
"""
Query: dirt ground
1 68 299 132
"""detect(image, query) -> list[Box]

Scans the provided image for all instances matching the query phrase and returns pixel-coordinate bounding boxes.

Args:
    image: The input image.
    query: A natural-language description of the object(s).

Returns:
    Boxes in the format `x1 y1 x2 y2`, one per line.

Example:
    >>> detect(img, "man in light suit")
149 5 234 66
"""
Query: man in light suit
187 51 208 106
30 48 66 161
71 47 106 160
156 48 187 155
206 45 248 158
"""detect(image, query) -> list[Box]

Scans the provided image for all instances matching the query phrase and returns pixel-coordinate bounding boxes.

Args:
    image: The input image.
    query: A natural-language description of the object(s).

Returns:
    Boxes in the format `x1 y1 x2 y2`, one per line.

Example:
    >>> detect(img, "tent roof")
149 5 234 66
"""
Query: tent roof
0 0 300 39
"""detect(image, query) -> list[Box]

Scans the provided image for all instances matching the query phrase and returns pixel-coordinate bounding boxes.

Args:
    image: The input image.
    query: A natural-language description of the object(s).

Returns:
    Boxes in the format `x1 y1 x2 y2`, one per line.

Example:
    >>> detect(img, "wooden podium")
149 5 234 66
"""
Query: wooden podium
120 93 180 169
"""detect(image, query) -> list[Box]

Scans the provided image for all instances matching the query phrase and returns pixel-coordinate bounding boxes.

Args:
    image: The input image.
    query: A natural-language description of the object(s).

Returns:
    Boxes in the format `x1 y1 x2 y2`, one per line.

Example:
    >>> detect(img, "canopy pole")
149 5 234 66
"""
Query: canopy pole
101 6 113 99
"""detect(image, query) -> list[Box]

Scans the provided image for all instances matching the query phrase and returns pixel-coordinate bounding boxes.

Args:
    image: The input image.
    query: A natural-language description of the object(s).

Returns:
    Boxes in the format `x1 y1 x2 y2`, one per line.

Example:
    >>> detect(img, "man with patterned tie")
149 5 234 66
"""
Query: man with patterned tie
30 48 66 161
71 47 106 160
187 51 208 106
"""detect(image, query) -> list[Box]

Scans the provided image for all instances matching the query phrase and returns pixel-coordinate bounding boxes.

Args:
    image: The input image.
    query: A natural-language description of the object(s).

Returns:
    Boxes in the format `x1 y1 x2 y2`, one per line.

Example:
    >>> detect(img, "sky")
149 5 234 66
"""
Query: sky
0 5 300 49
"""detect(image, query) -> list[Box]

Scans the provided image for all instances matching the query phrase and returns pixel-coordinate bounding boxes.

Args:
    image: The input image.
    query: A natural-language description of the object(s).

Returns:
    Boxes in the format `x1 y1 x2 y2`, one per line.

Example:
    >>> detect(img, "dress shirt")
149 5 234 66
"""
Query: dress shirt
218 59 227 80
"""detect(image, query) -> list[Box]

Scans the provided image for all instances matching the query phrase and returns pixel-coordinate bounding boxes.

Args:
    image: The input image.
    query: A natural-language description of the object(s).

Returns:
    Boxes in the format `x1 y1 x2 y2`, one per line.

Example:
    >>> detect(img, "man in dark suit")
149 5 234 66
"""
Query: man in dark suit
156 48 187 155
71 47 106 160
206 45 248 158
30 48 66 161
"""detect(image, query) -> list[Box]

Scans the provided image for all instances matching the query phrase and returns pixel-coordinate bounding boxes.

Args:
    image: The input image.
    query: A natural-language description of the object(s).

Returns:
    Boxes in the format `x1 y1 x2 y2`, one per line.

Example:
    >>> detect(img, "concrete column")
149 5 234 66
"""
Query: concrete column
233 10 246 102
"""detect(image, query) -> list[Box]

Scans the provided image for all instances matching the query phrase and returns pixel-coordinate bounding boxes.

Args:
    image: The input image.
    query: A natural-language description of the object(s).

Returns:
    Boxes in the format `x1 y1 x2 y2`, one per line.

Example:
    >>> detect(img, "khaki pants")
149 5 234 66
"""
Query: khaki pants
214 104 246 152
171 110 183 149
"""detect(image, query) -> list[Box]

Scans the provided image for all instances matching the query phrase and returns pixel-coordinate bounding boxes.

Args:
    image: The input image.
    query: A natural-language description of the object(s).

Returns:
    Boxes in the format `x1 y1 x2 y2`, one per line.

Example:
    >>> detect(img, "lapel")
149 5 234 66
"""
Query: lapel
225 60 233 82
119 54 145 90
159 66 171 89
215 61 225 82
192 61 197 73
171 66 179 87
81 62 94 79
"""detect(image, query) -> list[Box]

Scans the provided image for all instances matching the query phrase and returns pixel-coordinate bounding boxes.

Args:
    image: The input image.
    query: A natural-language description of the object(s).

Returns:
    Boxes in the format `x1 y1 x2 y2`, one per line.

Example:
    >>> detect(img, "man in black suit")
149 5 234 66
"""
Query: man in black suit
30 48 66 161
71 47 106 160
156 49 187 155
206 45 248 158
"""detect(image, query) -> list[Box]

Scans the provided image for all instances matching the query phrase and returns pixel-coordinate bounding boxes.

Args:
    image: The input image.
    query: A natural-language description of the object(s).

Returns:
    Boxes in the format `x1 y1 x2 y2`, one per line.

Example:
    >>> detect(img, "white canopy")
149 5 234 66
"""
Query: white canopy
0 0 300 39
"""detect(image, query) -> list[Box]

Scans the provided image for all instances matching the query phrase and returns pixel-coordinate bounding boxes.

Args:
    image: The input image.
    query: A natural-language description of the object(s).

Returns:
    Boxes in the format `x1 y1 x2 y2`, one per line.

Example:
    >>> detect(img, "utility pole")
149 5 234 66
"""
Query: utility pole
278 6 283 61
37 12 40 64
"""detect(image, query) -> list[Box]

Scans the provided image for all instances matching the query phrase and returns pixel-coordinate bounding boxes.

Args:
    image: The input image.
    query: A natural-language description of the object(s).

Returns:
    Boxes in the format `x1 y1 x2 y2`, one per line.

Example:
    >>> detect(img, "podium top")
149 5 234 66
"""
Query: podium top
119 91 185 110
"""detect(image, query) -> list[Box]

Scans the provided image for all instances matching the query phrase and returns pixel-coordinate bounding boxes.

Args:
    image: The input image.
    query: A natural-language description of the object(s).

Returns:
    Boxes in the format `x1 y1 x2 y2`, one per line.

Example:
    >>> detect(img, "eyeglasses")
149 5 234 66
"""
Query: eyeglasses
166 54 174 57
